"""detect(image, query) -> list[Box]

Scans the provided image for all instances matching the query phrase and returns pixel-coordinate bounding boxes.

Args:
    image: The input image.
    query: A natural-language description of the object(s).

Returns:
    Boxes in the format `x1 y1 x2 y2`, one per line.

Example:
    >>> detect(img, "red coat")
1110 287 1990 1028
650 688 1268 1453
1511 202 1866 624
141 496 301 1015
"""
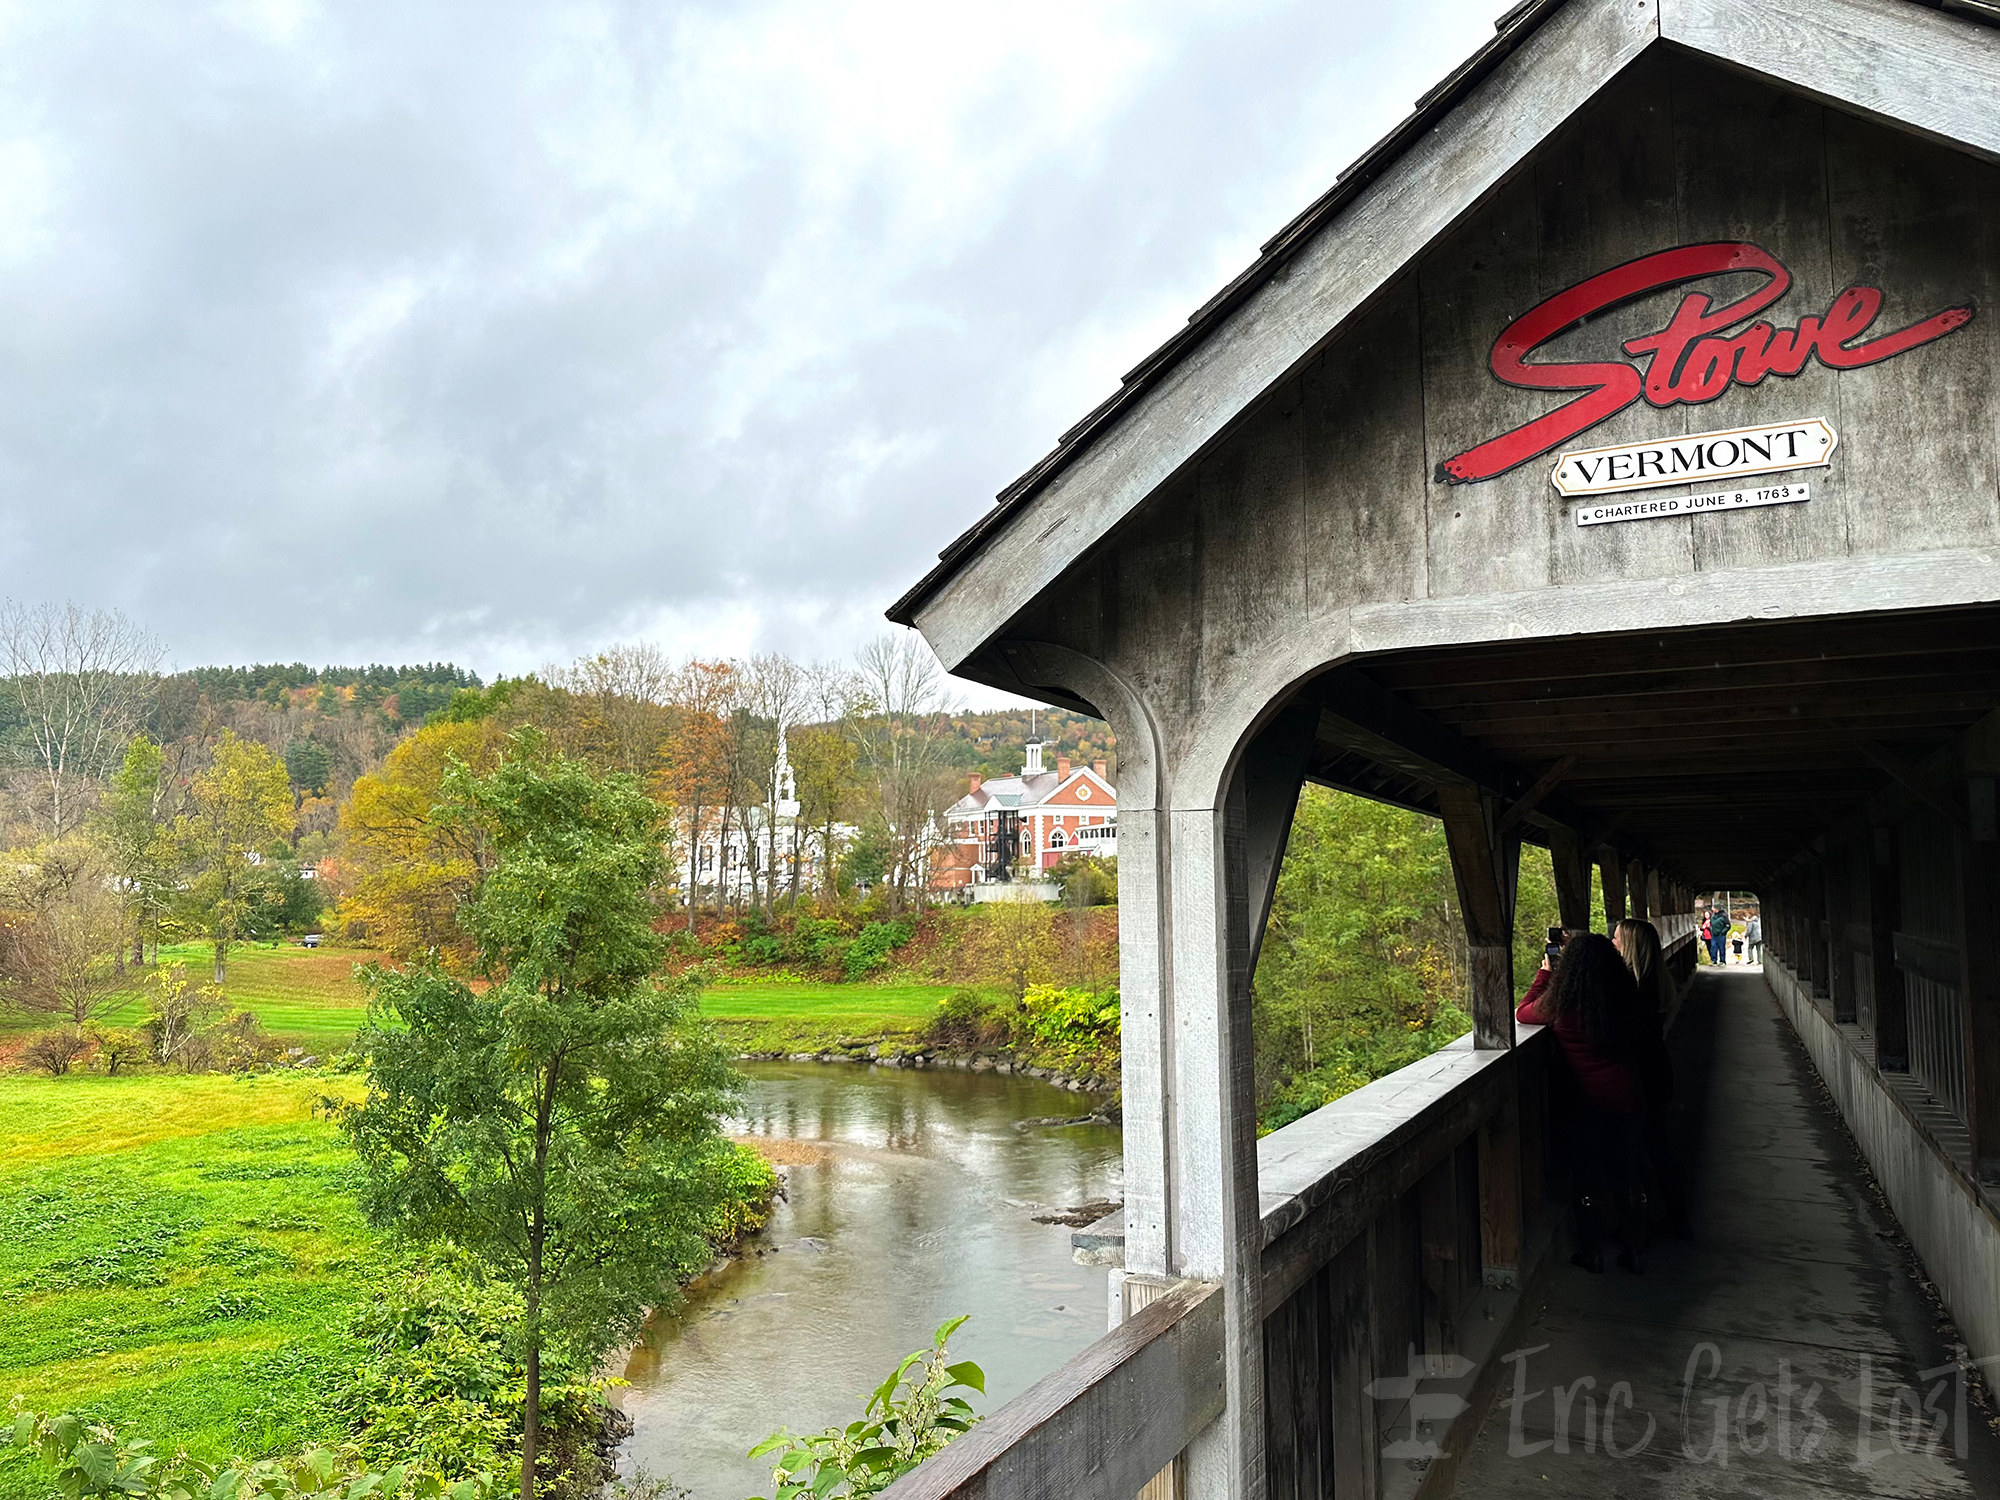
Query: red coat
1517 970 1644 1115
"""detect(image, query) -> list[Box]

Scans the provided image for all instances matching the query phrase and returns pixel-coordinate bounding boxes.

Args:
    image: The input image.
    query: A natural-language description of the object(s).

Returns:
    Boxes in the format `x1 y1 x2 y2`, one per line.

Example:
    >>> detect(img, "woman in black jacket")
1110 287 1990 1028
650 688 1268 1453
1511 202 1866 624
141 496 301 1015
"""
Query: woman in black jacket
1616 918 1693 1240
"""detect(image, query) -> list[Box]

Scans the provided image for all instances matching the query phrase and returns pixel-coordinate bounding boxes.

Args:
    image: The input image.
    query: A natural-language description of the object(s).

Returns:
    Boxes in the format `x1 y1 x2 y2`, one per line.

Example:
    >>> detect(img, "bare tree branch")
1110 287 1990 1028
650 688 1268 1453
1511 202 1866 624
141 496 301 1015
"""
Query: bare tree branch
0 600 164 839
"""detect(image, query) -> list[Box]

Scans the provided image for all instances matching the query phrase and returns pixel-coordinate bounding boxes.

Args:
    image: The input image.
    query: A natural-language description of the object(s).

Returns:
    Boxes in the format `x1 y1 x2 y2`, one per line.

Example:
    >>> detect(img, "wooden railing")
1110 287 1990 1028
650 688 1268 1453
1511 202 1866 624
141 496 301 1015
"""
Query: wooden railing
884 911 1700 1500
883 1034 1555 1500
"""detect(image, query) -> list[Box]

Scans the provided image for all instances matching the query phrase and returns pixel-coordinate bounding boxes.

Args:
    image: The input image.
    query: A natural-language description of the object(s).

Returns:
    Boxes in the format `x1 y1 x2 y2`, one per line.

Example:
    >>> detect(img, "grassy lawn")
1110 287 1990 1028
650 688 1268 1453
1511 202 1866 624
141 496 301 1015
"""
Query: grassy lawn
0 1073 373 1500
0 943 386 1053
0 945 972 1062
697 980 969 1054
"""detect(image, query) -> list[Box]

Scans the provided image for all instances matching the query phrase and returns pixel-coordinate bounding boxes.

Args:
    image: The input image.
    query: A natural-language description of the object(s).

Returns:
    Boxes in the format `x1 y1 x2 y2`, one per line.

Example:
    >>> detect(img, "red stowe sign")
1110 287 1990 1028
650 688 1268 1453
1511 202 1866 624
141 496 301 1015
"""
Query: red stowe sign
1436 241 1974 486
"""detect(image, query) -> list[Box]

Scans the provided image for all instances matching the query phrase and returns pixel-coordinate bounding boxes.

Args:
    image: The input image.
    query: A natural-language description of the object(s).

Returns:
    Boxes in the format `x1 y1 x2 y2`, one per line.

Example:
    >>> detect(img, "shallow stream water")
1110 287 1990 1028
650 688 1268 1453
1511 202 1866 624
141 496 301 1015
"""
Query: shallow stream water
616 1061 1122 1500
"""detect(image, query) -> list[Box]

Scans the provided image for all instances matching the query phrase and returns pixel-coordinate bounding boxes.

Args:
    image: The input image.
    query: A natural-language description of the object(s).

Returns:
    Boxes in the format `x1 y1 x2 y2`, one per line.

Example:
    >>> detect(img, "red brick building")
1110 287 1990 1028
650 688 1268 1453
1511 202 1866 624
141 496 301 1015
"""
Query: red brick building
931 741 1116 893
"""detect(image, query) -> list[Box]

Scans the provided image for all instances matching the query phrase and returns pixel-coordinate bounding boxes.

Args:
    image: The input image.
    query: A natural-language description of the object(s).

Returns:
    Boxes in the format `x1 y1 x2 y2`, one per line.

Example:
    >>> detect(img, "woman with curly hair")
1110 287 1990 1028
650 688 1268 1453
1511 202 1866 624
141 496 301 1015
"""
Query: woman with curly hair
1518 932 1650 1273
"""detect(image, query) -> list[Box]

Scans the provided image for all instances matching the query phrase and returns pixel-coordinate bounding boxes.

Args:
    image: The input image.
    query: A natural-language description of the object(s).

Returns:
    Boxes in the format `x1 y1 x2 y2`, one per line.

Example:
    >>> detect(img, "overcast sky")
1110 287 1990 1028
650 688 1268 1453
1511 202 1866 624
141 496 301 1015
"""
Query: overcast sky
0 0 1506 693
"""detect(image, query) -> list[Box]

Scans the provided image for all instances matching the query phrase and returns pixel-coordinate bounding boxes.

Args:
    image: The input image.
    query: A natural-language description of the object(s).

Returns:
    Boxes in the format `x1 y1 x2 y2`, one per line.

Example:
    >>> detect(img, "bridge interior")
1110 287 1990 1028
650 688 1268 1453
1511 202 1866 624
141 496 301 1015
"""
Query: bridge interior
1244 603 2000 1500
1448 967 2000 1498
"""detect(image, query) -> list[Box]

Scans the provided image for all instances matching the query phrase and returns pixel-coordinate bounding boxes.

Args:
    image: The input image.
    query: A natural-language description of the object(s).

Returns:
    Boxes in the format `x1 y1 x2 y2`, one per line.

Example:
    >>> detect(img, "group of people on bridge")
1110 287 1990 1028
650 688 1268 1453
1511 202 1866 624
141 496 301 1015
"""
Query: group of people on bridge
1699 901 1763 965
1516 920 1690 1277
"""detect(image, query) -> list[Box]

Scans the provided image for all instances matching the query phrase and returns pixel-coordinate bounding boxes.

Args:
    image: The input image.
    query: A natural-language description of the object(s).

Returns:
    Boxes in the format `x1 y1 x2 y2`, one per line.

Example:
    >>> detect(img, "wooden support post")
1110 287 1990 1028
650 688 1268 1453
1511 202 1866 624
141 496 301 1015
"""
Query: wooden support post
1810 866 1832 1000
1126 1277 1187 1500
1437 784 1520 1050
1870 825 1910 1072
1626 858 1649 922
1827 843 1857 1023
1598 847 1625 929
1326 1232 1379 1500
1119 699 1317 1500
1437 783 1522 1290
1417 1157 1460 1364
1549 829 1592 932
1959 790 2000 1187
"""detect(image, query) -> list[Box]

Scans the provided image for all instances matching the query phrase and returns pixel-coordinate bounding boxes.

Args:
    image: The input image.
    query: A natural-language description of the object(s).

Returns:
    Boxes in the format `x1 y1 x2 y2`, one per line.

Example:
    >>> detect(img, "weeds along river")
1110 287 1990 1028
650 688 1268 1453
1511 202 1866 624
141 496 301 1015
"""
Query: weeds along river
616 1061 1123 1500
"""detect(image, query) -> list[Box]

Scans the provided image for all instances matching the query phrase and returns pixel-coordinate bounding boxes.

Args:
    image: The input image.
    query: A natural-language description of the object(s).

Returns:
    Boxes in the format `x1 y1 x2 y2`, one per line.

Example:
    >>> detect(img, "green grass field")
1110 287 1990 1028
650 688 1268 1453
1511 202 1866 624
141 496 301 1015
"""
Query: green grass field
697 980 966 1054
0 1073 372 1500
2 946 968 1061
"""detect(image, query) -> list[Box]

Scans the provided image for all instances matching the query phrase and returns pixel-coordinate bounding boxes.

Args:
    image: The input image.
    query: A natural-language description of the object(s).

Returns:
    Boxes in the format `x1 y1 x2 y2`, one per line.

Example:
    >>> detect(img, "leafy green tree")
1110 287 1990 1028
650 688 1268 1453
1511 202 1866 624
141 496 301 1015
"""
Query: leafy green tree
176 732 293 982
94 737 179 965
839 822 891 892
285 739 334 796
1252 788 1471 1127
337 741 745 1500
1049 851 1116 908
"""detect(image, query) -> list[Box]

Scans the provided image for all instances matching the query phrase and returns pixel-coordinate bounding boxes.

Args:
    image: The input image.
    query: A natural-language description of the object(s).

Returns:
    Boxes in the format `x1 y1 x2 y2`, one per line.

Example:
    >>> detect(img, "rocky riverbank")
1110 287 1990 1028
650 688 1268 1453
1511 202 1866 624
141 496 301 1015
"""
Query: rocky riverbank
736 1039 1118 1096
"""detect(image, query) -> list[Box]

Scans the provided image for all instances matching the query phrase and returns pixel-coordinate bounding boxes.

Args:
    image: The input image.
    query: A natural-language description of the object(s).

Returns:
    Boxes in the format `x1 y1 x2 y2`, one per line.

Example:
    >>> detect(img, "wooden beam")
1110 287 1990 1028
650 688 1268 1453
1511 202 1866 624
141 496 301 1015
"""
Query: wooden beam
1316 670 1589 831
1598 845 1625 929
1856 739 1967 827
1549 828 1594 931
1241 703 1321 974
1497 754 1577 833
1661 0 2000 165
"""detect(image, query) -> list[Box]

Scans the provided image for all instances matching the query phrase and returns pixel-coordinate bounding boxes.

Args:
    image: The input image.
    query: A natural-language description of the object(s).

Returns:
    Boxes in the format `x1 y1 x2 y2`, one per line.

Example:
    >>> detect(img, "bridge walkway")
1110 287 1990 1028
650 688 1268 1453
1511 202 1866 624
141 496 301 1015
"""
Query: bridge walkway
1447 968 2000 1498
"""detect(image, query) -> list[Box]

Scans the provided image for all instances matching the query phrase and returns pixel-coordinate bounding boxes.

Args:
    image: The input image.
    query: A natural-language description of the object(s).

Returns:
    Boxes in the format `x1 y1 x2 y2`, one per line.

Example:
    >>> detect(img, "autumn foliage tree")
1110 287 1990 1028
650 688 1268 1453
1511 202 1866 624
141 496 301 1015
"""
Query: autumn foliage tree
0 845 126 1032
176 731 295 983
337 720 502 964
655 660 735 930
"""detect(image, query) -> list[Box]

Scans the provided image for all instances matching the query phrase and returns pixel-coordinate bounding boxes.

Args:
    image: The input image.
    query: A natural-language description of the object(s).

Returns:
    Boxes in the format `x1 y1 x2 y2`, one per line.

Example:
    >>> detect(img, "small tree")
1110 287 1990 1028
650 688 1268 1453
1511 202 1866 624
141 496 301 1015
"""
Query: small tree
0 847 127 1031
338 740 745 1500
142 962 224 1067
95 737 180 965
0 599 163 840
177 732 292 983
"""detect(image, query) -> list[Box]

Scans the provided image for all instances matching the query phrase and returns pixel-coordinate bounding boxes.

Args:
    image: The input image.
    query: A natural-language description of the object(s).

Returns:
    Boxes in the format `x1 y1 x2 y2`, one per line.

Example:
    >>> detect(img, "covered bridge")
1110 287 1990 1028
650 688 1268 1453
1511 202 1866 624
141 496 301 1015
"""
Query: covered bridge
884 1 2000 1495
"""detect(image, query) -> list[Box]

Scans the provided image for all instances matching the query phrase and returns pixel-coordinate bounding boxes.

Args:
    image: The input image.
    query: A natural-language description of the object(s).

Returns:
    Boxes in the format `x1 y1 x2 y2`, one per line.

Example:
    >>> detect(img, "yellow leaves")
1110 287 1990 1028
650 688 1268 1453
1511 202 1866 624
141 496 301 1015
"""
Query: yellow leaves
336 722 502 966
185 732 292 855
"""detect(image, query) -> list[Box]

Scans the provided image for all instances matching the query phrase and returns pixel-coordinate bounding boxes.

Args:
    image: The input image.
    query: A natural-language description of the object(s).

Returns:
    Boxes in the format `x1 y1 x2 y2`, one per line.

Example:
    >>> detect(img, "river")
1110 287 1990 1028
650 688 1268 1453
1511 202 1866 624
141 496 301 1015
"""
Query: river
616 1061 1123 1500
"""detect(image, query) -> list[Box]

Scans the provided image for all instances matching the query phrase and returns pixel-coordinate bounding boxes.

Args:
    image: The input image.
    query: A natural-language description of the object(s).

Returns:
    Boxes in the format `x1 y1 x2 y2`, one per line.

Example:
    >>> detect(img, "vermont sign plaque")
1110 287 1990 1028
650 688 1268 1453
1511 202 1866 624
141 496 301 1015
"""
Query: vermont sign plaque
1552 418 1837 497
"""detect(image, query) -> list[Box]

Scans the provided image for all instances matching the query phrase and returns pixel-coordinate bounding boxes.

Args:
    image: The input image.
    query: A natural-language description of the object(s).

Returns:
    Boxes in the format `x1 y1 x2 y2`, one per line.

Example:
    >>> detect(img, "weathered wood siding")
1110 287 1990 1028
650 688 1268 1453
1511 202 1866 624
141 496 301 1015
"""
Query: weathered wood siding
1011 51 2000 771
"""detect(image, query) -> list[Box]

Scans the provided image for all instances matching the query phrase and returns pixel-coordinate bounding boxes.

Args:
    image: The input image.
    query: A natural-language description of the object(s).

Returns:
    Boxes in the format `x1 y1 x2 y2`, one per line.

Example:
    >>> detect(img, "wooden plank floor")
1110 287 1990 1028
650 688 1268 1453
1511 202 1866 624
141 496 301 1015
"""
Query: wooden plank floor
1446 969 2000 1498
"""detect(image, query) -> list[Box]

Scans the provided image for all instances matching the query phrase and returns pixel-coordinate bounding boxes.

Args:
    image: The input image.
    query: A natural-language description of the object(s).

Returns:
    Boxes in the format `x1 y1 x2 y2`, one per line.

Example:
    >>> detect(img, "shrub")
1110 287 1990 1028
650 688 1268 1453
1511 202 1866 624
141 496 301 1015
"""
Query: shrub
927 989 1001 1050
4 1399 494 1500
141 963 223 1068
748 1317 983 1499
1013 984 1120 1070
335 1260 602 1483
208 1010 287 1072
87 1026 148 1075
1049 852 1117 907
792 918 850 967
843 919 915 981
22 1030 89 1076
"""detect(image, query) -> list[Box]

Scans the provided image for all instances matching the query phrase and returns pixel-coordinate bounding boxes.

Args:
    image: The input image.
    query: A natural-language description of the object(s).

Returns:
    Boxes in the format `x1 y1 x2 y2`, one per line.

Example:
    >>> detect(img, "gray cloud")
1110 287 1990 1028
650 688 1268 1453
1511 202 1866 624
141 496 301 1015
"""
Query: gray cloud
0 0 1502 682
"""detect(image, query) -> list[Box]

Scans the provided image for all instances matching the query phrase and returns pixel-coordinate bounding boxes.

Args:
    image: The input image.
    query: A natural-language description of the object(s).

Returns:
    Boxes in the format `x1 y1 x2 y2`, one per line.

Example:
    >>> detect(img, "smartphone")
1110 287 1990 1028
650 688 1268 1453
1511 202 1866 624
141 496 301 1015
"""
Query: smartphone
1544 925 1563 962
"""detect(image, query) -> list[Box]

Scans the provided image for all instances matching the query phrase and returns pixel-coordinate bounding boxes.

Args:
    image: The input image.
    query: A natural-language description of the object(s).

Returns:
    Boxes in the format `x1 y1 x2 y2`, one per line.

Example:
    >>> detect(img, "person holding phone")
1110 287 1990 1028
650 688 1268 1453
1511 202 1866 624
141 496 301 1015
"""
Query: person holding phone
1517 932 1651 1273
